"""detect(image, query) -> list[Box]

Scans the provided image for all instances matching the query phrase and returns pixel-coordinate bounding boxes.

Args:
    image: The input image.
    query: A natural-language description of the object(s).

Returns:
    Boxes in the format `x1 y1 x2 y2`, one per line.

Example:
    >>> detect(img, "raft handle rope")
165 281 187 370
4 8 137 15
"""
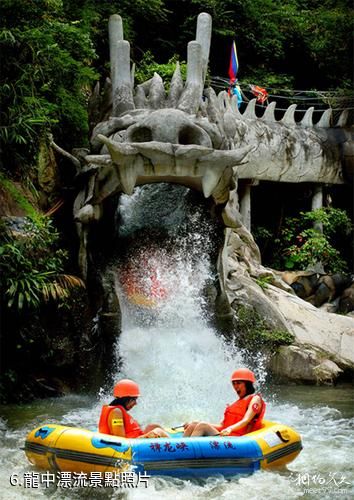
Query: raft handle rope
99 438 123 447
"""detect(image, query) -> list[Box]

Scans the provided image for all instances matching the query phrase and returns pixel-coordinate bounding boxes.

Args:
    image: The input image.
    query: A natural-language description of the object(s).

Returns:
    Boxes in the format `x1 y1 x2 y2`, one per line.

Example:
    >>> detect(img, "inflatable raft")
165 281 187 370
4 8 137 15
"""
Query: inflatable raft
25 420 302 478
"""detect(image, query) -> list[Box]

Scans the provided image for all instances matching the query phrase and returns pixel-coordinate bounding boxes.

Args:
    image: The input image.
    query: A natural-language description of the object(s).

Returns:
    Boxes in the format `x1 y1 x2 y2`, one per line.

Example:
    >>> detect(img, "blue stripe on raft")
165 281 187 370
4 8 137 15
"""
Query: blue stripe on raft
131 436 263 478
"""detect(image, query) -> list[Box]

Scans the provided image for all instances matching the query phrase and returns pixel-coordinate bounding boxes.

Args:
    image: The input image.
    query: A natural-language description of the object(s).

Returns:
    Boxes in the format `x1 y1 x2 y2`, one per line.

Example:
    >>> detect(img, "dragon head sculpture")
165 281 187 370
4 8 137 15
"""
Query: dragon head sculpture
73 12 352 307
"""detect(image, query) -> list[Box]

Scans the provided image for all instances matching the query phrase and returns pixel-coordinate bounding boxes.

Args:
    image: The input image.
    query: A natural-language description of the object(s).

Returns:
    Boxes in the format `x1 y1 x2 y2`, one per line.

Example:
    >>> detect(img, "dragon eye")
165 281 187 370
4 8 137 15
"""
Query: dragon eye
129 126 152 143
178 125 211 147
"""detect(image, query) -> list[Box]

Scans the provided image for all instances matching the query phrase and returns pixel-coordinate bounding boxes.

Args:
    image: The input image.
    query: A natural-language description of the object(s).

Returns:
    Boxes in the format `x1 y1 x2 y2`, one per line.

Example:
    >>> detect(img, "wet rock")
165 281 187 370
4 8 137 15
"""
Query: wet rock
290 274 319 300
270 345 343 385
313 273 353 307
270 345 323 383
313 360 343 385
0 216 32 237
338 283 354 314
264 285 354 372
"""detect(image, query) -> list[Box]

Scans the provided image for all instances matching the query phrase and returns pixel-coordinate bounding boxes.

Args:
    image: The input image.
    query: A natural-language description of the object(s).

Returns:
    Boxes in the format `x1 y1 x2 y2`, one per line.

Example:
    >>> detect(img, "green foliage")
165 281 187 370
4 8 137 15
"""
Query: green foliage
185 0 352 89
281 208 352 272
235 305 294 352
0 1 98 173
253 226 273 244
0 177 85 310
292 3 353 88
242 72 295 91
255 207 352 273
0 173 40 221
302 207 352 236
255 275 273 290
284 230 344 271
135 51 187 88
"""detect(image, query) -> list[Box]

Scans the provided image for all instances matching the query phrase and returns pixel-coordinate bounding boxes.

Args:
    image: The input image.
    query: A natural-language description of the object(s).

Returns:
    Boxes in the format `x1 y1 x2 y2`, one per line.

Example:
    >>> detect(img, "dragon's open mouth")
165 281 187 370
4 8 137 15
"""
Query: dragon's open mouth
96 136 253 199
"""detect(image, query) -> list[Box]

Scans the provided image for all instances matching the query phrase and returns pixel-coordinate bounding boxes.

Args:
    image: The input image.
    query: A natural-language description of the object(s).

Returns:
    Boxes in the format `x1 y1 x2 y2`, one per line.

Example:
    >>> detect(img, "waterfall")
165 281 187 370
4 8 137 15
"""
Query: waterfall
111 183 249 425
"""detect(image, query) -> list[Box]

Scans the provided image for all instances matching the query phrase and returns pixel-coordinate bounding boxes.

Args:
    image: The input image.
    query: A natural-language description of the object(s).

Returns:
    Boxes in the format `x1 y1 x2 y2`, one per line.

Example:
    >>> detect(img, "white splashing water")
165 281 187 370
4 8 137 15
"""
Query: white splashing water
115 247 244 426
113 185 247 425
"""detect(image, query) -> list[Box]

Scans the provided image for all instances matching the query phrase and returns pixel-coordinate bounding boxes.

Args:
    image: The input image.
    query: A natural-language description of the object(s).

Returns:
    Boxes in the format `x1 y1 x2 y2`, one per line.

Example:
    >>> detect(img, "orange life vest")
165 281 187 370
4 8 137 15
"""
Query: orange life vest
221 394 266 436
98 404 144 438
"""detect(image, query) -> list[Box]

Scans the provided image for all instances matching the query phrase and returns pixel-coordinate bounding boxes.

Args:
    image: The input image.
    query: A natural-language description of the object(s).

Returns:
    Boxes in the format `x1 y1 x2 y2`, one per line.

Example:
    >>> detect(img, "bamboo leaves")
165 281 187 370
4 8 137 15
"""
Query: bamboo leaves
0 215 85 311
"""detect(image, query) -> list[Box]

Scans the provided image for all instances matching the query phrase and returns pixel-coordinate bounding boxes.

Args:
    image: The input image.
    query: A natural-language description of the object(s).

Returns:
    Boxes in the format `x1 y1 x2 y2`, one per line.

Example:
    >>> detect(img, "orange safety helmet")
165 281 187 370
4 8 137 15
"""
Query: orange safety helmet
113 379 140 398
231 368 256 383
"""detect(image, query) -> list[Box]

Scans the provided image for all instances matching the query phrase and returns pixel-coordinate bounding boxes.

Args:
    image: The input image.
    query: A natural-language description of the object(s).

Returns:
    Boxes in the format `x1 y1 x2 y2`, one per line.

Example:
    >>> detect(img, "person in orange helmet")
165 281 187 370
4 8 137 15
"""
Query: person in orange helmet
183 368 266 437
98 379 169 438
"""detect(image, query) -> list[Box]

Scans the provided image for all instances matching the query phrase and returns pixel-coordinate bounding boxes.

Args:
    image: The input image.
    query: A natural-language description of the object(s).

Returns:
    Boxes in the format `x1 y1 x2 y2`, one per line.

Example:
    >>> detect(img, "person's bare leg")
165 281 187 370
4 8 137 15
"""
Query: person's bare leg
190 422 220 437
150 427 170 438
183 421 200 437
142 425 170 438
144 423 161 434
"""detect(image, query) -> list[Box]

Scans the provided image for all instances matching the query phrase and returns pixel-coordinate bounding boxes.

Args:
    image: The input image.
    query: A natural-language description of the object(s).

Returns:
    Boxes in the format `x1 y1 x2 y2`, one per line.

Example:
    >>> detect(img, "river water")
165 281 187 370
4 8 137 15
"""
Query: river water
1 185 353 499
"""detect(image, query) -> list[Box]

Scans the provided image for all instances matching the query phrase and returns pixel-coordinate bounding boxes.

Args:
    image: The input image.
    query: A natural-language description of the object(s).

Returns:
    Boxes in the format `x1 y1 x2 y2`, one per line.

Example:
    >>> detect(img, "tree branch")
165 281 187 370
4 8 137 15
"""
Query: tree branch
48 134 81 171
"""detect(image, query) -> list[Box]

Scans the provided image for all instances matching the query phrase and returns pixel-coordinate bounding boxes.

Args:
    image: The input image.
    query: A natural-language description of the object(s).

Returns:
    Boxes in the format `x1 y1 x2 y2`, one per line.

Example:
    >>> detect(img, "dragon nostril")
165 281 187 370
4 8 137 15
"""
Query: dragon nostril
130 127 152 143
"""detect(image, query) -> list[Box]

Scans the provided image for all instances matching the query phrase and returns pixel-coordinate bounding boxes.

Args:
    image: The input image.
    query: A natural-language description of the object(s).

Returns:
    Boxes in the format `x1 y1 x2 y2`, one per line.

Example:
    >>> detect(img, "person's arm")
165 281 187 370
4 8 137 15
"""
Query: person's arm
108 408 126 437
220 395 262 436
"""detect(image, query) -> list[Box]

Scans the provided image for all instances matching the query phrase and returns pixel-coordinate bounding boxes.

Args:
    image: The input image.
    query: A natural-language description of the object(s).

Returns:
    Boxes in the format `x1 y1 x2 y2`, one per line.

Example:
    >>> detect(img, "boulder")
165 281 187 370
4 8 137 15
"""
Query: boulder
270 345 343 385
338 283 354 314
221 223 354 384
264 285 354 379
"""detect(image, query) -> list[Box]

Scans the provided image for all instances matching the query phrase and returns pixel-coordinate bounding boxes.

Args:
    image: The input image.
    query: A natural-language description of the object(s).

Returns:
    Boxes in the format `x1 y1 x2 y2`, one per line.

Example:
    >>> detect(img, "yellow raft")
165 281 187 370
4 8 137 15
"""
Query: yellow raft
25 420 302 478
